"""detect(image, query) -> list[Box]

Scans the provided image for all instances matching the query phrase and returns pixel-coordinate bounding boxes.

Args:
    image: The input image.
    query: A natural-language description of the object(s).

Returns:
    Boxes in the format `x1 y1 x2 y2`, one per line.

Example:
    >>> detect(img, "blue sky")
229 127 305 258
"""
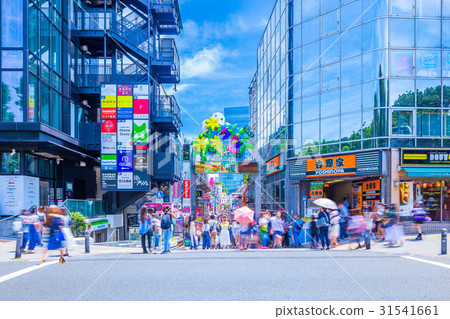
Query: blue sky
169 0 275 140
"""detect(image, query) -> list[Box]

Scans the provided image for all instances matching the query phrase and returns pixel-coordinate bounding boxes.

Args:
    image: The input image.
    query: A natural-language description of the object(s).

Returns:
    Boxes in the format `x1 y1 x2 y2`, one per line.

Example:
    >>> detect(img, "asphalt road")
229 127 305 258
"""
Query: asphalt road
1 249 449 301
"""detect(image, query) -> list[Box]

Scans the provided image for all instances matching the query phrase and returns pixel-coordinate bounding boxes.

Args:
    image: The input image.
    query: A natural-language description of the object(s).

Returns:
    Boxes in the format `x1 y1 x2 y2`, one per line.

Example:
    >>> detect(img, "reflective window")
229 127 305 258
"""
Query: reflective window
321 0 339 13
363 109 388 138
302 0 320 20
302 42 319 71
25 154 38 176
293 76 302 99
303 120 320 146
417 139 441 148
322 10 339 36
302 95 320 121
444 21 450 49
322 63 339 90
416 50 441 78
444 110 450 135
444 81 450 107
2 51 23 69
363 18 387 52
363 80 388 108
28 75 39 122
391 110 414 135
1 71 23 122
321 116 340 143
40 84 50 125
2 153 20 174
416 0 441 18
52 27 62 74
321 144 340 154
341 26 361 59
417 19 441 48
416 80 441 107
341 113 361 141
293 48 301 74
363 49 387 81
293 1 302 25
390 19 414 48
1 1 23 47
390 80 415 106
417 109 441 136
391 0 413 16
341 85 362 113
321 34 340 65
302 18 319 44
40 13 51 65
293 99 301 123
444 0 450 18
293 25 301 49
29 4 39 57
363 0 388 22
321 89 340 117
391 51 414 77
302 68 320 96
292 124 301 148
341 0 361 30
341 56 361 86
52 91 61 130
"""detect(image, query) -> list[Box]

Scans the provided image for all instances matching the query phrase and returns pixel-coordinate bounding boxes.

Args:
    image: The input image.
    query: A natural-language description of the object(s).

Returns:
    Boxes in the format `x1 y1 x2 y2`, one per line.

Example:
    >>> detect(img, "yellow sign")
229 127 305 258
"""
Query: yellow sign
118 96 133 108
101 96 116 108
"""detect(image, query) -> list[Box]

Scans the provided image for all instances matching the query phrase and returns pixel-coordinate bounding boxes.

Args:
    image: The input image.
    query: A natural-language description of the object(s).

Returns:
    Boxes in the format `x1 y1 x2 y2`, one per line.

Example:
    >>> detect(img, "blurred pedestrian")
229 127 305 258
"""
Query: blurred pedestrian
347 214 366 249
375 203 386 240
39 205 66 264
152 211 161 250
317 207 331 250
338 203 349 240
60 207 75 257
290 214 304 248
208 215 219 249
281 213 290 248
232 220 240 248
36 206 46 246
309 216 319 249
138 206 153 254
329 210 340 248
269 212 284 248
411 201 427 240
239 220 252 250
258 211 270 249
160 206 173 254
219 216 231 249
19 209 39 254
187 215 198 250
202 217 211 249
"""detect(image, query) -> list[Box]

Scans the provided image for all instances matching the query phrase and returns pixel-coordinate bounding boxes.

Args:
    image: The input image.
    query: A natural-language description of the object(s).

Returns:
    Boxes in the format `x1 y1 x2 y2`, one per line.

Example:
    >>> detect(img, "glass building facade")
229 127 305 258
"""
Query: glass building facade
252 0 450 220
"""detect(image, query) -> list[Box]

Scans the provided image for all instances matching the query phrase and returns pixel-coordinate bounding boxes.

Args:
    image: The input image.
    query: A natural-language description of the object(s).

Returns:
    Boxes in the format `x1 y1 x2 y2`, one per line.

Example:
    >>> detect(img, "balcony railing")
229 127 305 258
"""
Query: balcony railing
77 9 113 31
154 94 180 120
77 63 148 87
156 38 179 70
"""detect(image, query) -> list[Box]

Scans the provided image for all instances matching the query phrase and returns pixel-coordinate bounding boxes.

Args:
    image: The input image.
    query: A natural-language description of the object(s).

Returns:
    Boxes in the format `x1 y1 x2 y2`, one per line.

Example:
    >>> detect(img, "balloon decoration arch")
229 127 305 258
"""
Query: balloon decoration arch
191 113 255 162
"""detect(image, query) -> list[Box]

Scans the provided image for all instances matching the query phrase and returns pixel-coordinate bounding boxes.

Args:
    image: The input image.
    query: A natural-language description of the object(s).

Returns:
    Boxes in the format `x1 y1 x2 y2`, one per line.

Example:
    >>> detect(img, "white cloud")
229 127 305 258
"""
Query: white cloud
181 45 225 79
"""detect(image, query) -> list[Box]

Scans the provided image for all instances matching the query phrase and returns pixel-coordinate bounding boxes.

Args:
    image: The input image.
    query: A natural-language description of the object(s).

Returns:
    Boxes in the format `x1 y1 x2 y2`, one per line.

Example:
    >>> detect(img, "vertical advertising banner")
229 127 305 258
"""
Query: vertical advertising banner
101 84 117 119
117 85 133 119
117 120 133 151
133 120 149 143
117 150 133 172
133 84 149 119
399 182 414 216
172 181 180 199
183 180 191 198
101 119 117 154
133 145 148 172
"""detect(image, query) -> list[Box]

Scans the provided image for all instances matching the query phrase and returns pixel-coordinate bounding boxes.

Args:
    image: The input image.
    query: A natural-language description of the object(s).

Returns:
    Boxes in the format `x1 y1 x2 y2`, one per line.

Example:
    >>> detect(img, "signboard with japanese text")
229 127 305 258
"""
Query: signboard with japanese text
0 176 39 216
100 84 150 191
306 155 356 178
362 180 381 209
194 162 258 174
267 155 283 175
183 180 191 199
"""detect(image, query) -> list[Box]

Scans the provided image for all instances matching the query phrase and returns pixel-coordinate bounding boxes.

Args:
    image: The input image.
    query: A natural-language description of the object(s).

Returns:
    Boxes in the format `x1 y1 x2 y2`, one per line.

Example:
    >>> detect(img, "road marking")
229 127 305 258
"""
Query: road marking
0 260 59 283
401 256 450 269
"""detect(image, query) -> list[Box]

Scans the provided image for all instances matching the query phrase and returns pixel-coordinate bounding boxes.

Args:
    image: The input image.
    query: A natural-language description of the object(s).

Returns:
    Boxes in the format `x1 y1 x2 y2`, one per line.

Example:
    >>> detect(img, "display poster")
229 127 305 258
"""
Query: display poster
0 176 40 216
117 172 133 189
399 182 414 216
101 172 117 190
117 120 133 151
183 180 191 199
133 99 149 119
133 171 149 190
101 154 117 171
101 84 117 119
101 119 117 154
352 183 362 210
132 120 149 143
133 145 148 171
172 181 180 199
362 180 381 209
309 181 323 198
117 151 133 172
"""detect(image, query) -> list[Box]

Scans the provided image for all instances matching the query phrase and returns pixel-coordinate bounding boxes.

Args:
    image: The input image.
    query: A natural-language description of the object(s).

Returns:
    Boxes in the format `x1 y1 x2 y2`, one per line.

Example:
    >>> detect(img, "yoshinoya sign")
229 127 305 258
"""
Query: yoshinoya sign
401 148 450 166
289 151 381 180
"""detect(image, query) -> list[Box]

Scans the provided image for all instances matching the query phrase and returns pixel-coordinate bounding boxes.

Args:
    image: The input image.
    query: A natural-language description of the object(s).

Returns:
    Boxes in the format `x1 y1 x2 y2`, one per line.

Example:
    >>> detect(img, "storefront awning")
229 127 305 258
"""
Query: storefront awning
403 167 450 177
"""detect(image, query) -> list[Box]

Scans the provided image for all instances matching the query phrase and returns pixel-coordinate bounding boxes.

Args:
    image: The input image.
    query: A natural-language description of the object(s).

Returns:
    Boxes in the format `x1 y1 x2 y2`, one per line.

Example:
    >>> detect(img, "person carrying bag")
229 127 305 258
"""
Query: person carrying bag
317 208 330 250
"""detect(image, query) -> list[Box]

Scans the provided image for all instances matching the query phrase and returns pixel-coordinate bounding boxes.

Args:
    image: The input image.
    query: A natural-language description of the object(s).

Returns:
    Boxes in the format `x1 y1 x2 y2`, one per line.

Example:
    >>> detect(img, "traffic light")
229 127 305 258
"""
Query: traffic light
183 144 190 161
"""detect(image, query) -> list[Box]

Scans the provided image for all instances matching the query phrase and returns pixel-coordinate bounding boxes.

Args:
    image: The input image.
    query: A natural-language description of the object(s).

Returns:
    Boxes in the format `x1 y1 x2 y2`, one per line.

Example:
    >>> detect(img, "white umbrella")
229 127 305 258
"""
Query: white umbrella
313 198 338 210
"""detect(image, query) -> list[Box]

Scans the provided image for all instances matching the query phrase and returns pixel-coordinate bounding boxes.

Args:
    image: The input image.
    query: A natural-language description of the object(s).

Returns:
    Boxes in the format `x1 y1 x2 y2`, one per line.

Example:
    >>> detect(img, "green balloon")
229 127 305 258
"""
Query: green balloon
244 142 255 150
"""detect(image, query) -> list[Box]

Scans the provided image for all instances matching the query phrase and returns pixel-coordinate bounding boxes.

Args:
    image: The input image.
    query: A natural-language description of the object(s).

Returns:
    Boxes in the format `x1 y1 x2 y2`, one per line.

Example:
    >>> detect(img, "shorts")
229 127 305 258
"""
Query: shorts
274 231 283 236
413 219 424 224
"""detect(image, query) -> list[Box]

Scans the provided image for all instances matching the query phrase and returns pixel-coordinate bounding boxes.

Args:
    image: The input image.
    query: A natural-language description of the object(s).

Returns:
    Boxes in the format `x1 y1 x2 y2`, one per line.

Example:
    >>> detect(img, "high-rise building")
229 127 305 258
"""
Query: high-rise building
0 1 183 219
251 0 450 222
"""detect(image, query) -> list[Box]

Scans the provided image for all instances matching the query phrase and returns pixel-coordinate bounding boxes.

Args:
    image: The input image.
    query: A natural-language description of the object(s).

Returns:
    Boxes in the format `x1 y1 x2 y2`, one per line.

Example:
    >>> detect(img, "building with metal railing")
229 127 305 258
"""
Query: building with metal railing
0 0 183 220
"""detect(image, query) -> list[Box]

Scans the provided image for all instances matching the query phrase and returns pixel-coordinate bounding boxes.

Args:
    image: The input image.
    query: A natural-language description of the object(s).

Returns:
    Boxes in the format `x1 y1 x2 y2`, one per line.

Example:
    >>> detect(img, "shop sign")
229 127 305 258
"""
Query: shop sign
117 120 133 151
117 151 133 172
133 172 149 190
309 181 323 198
183 180 191 198
132 120 149 143
117 172 133 189
362 180 381 208
117 96 133 119
399 182 414 216
101 120 117 154
172 182 180 199
266 155 283 175
0 176 39 216
101 172 117 190
101 154 117 171
290 151 381 179
401 148 450 166
133 145 148 171
133 99 149 119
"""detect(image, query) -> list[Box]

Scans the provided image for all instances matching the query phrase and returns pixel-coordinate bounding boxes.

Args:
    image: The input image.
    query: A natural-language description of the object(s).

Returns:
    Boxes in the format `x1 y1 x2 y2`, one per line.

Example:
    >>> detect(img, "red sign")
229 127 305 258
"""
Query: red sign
172 181 180 199
101 107 117 119
133 99 149 116
183 180 190 199
101 120 117 133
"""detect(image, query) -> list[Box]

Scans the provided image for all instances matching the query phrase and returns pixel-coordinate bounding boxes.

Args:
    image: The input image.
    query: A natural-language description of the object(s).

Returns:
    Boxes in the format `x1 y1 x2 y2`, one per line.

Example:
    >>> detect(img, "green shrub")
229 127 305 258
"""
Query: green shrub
70 212 87 237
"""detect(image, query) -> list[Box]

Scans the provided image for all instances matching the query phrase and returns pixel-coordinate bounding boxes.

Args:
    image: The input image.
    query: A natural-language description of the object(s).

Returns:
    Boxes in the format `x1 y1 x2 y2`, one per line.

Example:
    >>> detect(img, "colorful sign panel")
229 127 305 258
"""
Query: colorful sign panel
100 84 151 191
183 180 191 199
401 148 450 166
194 162 258 174
399 182 414 216
309 181 323 198
172 181 180 199
362 180 381 209
267 155 283 175
306 154 356 178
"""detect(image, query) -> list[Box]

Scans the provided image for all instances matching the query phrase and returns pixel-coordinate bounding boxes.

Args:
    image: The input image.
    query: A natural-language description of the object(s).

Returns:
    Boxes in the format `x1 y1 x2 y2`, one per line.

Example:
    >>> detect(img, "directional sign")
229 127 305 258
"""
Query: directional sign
156 191 164 199
203 199 210 203
156 198 163 204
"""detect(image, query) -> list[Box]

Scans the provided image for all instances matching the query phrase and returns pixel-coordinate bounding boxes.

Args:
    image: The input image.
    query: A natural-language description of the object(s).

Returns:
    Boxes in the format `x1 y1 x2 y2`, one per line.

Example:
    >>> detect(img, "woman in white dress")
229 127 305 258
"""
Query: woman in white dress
219 216 231 248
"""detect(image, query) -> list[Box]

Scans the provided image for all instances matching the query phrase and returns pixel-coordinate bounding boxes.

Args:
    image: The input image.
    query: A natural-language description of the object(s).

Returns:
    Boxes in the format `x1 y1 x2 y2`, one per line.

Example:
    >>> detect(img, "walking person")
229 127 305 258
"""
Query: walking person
60 207 75 257
152 212 162 250
39 205 67 264
208 215 219 249
232 220 240 248
317 207 331 250
281 213 290 248
160 206 173 254
309 216 319 249
338 203 349 240
36 206 46 246
328 210 340 249
411 202 427 240
138 206 153 254
202 217 211 249
187 215 198 250
219 216 231 249
290 215 304 248
269 212 284 248
19 209 39 254
258 211 270 249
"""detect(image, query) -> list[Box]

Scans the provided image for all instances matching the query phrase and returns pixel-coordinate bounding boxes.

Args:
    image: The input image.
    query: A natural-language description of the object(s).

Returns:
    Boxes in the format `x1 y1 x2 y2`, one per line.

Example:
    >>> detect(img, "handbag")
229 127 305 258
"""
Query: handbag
53 232 65 242
316 214 329 228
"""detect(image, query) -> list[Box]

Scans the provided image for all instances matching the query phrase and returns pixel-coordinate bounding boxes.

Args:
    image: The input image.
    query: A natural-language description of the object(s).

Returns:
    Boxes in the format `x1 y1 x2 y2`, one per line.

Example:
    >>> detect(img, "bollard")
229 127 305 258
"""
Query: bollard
85 230 90 254
365 229 371 250
442 229 447 255
15 231 23 259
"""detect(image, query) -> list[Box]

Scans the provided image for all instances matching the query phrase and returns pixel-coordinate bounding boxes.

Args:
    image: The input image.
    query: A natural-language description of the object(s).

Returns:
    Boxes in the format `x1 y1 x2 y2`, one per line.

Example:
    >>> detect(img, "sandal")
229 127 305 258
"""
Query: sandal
39 258 46 265
59 257 66 264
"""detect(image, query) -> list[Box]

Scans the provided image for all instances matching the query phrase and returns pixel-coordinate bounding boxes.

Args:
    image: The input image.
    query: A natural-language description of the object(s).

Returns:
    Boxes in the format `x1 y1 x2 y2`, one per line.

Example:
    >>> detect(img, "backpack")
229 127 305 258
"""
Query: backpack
161 213 171 230
209 220 216 232
294 219 303 231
